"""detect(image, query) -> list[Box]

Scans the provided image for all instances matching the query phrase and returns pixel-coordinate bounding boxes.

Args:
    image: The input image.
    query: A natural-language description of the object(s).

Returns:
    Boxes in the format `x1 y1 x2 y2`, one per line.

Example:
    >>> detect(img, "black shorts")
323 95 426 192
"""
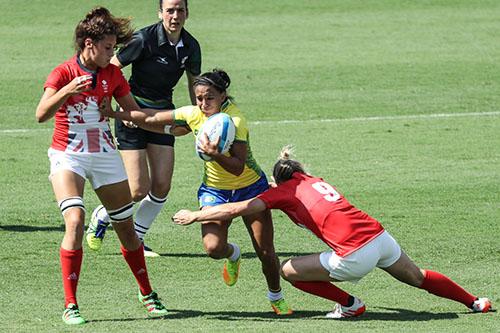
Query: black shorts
115 120 175 149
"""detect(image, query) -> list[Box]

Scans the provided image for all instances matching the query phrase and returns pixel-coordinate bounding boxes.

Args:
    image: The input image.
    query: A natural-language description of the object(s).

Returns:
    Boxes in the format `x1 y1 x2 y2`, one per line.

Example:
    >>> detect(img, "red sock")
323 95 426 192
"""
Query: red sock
60 247 83 307
121 244 152 296
419 270 477 307
292 281 351 306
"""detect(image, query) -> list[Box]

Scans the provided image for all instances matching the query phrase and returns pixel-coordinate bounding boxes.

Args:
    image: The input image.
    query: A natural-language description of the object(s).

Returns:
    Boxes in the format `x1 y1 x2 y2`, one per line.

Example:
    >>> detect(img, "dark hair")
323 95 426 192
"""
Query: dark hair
74 7 133 52
273 146 306 184
193 69 231 94
159 0 188 10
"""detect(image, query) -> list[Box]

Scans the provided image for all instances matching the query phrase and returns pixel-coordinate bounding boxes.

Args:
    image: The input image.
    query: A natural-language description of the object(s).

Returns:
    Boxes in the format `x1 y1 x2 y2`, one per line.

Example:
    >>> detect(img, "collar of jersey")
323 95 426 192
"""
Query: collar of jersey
220 99 232 112
75 54 98 74
157 22 186 48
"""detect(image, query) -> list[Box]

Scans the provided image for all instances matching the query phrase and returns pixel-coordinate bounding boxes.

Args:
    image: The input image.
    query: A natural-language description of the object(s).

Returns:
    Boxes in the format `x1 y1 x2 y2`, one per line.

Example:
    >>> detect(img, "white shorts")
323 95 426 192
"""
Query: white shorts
48 148 128 190
319 230 401 283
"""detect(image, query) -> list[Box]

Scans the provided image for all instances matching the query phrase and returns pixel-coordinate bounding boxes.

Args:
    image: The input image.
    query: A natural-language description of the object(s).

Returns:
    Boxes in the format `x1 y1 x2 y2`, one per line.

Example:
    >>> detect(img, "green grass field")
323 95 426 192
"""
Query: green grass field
0 0 499 332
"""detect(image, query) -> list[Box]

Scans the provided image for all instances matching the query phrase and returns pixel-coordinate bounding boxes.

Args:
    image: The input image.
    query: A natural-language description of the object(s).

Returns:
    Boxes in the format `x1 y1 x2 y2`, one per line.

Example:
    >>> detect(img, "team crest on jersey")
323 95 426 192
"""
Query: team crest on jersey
180 56 188 68
156 56 169 65
101 80 108 93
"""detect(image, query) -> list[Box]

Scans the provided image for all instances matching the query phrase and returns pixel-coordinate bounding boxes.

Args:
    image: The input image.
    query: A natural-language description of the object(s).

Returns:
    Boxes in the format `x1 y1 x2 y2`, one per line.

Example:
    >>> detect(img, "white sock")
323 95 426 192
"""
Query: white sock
267 288 283 302
134 192 167 241
228 243 241 261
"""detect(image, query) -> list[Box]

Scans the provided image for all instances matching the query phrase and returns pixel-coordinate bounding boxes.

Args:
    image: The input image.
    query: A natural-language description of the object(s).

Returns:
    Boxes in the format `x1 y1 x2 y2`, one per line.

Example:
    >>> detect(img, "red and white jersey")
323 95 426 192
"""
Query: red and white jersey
44 55 130 153
258 172 384 257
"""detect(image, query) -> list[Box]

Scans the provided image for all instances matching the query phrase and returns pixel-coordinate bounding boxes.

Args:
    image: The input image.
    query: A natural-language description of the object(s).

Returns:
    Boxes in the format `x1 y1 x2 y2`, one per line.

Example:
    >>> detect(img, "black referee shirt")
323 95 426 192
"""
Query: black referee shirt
117 21 202 107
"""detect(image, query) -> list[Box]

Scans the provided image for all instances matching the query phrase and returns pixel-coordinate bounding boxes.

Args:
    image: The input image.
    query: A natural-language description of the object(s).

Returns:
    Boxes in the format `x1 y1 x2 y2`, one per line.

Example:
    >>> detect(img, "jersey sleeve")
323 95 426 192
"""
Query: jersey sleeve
111 66 131 98
185 41 202 76
116 31 145 67
173 105 194 126
231 113 248 143
44 66 70 91
257 186 293 210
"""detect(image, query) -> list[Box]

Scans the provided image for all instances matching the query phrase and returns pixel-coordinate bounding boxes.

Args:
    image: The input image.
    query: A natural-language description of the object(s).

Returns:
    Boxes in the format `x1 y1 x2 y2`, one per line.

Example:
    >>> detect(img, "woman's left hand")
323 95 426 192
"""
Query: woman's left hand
197 133 221 158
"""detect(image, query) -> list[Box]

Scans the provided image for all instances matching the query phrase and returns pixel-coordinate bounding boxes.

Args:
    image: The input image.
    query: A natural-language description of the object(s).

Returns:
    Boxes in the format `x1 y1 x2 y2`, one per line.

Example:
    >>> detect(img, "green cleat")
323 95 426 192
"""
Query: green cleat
271 298 293 315
62 303 85 325
222 256 241 286
138 291 168 317
86 205 110 251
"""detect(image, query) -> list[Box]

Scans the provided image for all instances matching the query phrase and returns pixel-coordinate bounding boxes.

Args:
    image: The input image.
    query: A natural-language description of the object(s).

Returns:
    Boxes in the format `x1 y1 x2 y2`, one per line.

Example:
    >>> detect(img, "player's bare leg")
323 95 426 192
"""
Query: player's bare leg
383 250 491 312
243 209 292 315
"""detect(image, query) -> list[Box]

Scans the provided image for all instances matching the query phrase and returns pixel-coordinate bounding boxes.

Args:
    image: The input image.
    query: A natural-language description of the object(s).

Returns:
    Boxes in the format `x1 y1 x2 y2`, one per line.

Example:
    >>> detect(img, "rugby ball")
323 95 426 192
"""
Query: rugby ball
196 112 236 161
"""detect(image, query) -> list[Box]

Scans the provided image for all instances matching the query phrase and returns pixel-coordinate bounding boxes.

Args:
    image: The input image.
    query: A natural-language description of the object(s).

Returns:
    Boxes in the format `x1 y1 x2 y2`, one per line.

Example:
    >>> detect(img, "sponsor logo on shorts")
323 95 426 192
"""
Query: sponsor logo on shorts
203 196 216 203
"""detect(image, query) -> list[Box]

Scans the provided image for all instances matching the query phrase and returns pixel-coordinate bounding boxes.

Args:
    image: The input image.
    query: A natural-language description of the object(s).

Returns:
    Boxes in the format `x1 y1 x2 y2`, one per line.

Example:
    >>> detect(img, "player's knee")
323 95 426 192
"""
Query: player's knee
151 181 171 198
280 259 293 281
129 185 149 202
61 211 85 242
59 196 85 217
59 197 85 226
204 242 227 259
254 247 276 262
131 191 147 202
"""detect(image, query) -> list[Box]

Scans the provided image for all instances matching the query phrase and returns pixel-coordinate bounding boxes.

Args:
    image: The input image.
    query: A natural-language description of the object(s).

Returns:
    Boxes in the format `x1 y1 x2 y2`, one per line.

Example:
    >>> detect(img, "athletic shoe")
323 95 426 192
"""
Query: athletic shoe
222 256 241 286
143 244 160 258
62 303 85 325
271 298 293 315
86 205 110 251
471 297 492 313
326 297 366 319
138 291 168 316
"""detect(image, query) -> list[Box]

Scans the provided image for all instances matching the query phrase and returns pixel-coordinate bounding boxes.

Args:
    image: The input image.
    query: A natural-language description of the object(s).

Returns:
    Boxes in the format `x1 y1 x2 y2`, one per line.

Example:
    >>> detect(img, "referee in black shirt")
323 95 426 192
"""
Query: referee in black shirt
87 0 201 257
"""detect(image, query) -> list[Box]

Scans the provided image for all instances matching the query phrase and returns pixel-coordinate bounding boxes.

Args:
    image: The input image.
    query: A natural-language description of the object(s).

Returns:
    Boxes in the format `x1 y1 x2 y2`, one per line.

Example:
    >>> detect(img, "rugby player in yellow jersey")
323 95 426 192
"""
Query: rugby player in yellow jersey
99 69 292 315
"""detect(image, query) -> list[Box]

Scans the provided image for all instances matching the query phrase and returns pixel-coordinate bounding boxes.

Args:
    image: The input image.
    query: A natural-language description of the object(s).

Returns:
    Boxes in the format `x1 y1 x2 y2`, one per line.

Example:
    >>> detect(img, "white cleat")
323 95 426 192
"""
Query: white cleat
471 297 492 313
326 297 366 319
143 244 160 257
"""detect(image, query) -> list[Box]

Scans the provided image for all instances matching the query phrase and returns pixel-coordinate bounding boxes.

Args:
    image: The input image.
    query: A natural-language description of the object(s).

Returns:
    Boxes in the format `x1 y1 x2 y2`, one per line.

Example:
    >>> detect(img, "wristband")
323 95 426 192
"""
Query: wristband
164 125 172 134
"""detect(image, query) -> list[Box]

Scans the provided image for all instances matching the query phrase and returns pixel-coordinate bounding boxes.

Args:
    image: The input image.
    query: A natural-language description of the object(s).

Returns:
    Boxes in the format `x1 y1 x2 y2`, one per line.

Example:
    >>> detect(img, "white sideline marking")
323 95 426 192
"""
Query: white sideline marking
1 111 499 134
0 128 52 134
250 111 500 125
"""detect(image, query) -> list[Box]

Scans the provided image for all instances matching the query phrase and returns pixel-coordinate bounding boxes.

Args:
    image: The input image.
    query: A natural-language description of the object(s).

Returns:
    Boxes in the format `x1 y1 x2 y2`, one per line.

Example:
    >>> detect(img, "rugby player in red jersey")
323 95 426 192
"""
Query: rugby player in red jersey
87 0 202 257
36 7 167 325
172 146 492 319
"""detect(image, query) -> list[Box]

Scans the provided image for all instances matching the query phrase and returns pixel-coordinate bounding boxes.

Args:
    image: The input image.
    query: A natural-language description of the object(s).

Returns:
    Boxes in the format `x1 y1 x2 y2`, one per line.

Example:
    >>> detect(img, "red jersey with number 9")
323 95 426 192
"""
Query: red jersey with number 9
44 55 130 153
258 172 384 257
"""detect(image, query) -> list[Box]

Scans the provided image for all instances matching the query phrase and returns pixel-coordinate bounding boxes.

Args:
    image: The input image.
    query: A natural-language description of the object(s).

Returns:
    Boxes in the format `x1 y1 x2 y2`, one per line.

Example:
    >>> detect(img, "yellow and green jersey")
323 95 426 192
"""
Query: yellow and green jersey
174 100 262 190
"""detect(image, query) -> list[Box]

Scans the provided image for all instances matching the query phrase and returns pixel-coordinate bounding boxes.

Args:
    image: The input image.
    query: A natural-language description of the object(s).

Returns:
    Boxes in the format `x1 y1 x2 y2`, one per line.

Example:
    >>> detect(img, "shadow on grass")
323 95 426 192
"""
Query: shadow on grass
156 252 315 259
358 306 460 321
104 251 315 258
0 224 65 232
88 307 462 323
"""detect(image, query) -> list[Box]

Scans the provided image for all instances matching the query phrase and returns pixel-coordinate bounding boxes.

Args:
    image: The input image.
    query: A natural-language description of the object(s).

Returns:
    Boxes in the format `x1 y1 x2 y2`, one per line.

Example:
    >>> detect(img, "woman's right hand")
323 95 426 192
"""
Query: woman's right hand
65 75 93 96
